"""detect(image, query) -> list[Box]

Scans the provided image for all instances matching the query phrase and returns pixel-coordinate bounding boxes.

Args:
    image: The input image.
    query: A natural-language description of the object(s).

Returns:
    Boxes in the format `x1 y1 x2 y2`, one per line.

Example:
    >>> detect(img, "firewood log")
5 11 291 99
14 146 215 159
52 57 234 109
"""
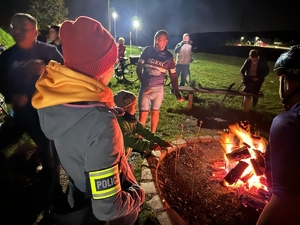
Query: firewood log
224 161 249 185
226 146 251 161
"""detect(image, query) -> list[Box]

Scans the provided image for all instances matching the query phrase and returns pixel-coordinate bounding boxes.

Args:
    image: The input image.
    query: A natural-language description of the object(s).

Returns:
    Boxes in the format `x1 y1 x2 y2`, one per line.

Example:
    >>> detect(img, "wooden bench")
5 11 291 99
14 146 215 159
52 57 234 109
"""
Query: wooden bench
178 86 264 112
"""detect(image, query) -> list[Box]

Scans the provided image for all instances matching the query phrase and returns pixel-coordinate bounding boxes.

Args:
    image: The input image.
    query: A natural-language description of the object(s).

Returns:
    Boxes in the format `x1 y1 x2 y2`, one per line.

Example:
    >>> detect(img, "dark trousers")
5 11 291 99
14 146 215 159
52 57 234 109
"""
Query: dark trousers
52 182 139 225
52 205 138 225
242 78 264 106
0 108 69 213
176 64 190 86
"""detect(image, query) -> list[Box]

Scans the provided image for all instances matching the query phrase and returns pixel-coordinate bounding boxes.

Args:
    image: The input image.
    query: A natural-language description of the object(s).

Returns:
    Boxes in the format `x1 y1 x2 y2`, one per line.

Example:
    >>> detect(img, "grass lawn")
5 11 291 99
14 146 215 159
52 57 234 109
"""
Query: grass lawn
112 46 283 141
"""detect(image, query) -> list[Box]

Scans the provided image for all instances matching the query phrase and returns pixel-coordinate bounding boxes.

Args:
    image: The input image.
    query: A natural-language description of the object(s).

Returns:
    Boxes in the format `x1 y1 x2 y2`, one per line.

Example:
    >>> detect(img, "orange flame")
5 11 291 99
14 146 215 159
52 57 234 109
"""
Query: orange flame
220 123 268 191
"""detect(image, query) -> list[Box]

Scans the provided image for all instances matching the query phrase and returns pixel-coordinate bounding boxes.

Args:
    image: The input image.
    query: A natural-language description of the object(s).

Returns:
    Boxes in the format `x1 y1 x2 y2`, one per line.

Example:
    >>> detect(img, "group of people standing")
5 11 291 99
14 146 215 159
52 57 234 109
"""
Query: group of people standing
0 11 300 225
0 13 186 225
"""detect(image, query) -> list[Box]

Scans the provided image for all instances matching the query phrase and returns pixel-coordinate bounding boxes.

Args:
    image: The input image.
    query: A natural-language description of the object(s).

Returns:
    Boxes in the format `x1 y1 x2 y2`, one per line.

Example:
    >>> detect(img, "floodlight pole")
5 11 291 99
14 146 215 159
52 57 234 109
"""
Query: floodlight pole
108 0 111 33
130 31 132 55
113 16 117 40
136 27 138 46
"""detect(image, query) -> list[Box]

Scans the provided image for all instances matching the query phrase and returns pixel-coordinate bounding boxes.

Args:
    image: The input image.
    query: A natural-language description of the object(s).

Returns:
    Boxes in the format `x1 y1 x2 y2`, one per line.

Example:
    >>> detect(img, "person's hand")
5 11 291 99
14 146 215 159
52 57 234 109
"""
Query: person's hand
160 141 173 148
149 141 161 151
174 91 184 102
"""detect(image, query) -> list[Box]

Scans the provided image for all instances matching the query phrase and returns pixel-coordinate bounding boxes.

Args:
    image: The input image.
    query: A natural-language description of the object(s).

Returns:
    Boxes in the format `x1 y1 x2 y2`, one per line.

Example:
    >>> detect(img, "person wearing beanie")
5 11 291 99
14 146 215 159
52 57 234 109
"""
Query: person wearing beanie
136 30 184 134
114 90 172 158
32 16 145 225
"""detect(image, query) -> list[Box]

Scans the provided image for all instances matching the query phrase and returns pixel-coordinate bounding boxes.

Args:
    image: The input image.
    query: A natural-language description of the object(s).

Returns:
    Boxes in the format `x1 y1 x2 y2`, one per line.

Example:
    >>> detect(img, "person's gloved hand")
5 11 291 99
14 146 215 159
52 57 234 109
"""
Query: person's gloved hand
149 141 160 151
160 141 172 148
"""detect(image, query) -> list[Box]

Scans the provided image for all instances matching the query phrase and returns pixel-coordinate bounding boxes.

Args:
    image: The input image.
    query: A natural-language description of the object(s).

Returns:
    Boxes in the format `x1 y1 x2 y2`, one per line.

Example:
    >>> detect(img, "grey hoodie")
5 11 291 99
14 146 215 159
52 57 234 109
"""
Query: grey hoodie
38 103 144 222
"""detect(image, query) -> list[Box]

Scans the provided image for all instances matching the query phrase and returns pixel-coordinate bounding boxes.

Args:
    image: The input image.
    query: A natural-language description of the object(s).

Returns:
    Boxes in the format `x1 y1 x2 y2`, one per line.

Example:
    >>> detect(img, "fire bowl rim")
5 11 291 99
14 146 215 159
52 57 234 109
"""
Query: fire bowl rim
151 135 221 225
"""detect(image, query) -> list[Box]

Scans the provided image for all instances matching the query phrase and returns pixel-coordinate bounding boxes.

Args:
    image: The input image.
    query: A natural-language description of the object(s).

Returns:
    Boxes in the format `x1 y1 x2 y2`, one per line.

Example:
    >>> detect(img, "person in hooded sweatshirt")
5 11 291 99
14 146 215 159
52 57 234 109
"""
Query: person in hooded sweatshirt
32 16 145 225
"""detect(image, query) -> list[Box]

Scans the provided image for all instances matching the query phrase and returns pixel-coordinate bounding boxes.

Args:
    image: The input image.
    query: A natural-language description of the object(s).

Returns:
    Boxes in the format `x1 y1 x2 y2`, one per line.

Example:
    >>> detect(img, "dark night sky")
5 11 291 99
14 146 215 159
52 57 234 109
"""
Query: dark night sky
65 0 298 37
1 0 298 44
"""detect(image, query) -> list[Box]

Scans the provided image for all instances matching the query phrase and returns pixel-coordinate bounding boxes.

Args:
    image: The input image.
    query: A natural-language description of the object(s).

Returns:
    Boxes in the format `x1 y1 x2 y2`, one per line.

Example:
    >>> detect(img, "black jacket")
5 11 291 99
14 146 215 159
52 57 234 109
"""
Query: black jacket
240 57 269 84
0 41 63 104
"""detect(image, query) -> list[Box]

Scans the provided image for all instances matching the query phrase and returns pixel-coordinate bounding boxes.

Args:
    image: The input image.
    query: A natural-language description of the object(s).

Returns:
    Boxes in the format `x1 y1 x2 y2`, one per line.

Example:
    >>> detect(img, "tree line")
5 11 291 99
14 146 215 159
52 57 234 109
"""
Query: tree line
0 0 68 31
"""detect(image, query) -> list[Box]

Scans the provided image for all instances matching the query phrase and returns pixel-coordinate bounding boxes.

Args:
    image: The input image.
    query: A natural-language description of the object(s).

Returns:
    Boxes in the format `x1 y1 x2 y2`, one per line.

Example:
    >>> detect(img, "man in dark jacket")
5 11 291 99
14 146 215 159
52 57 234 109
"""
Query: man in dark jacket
257 45 300 225
0 13 67 214
240 49 269 107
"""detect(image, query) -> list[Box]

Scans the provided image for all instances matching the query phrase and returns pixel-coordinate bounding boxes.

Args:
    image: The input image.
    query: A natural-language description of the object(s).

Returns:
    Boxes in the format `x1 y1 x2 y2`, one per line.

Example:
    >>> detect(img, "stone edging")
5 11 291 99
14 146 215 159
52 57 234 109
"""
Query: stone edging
140 135 221 225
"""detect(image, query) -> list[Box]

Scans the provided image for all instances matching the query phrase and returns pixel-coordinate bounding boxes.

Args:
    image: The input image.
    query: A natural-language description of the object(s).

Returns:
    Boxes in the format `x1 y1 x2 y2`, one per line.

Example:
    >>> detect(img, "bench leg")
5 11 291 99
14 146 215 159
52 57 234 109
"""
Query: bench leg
188 92 193 110
243 96 251 112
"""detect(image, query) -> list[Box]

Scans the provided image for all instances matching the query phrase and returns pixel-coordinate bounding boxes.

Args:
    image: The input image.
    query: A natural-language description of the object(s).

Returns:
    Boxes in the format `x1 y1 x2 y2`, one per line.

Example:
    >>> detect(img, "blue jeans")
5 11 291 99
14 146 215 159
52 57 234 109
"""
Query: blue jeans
176 64 190 86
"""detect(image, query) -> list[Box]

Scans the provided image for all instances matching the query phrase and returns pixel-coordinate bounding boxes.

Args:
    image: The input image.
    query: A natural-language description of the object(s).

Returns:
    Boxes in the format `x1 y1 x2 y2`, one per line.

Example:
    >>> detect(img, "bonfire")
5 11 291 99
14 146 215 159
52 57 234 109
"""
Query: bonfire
212 121 270 210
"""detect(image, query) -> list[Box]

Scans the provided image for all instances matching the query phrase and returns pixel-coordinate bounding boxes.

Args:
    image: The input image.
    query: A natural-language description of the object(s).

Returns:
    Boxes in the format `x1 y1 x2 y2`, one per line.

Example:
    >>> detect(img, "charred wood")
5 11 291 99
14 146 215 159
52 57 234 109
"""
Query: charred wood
240 192 267 211
253 149 265 169
257 188 270 201
224 161 249 185
250 159 263 176
226 146 251 161
259 176 268 187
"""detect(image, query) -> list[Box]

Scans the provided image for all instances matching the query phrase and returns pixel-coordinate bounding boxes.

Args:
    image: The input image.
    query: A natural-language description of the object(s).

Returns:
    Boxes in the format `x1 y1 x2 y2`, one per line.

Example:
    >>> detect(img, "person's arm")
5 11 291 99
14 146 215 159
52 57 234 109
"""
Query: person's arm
136 47 148 81
169 57 184 101
174 41 184 53
257 193 300 225
136 63 144 81
135 121 167 146
261 59 269 78
257 115 300 225
240 59 248 77
119 119 151 153
240 59 250 83
0 52 7 98
86 116 144 221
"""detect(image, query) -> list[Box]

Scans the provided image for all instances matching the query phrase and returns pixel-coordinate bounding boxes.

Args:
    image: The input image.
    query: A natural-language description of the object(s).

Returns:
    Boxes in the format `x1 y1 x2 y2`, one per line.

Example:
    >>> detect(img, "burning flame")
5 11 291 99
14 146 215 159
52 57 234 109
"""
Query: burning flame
221 124 267 155
220 123 268 191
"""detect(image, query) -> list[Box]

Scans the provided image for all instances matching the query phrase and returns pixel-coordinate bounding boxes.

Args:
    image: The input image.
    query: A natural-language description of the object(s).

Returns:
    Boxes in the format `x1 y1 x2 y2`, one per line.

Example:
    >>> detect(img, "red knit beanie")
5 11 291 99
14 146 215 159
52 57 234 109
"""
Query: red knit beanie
60 16 117 80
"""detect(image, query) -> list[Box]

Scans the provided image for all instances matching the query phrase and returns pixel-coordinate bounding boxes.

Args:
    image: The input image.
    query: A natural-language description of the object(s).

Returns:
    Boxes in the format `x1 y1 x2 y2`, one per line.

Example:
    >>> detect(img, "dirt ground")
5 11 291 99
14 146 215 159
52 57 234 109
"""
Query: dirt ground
157 142 263 225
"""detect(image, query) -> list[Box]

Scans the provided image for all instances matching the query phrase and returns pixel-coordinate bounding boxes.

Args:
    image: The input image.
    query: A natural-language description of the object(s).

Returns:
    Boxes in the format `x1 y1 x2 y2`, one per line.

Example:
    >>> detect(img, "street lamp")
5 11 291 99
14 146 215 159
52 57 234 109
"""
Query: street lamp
112 11 117 40
133 20 140 45
107 0 111 33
